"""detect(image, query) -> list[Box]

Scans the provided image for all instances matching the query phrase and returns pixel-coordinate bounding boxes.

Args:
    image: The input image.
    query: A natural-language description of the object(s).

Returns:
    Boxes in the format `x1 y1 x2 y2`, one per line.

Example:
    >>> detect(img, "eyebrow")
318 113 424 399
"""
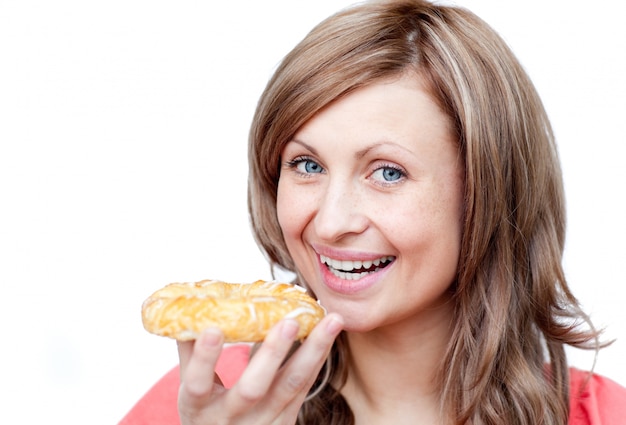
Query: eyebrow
354 141 416 160
288 138 319 156
289 138 415 161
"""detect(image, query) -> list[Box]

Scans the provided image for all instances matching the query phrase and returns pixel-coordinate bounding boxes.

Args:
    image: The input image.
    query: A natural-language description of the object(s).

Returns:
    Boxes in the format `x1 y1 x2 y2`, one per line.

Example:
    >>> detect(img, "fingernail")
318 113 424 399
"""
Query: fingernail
200 328 223 348
281 319 300 340
325 315 343 336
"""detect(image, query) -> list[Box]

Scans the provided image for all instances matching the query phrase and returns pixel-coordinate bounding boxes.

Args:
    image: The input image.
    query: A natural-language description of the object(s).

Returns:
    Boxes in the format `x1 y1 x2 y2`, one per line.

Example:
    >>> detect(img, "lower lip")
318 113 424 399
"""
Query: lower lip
319 258 392 295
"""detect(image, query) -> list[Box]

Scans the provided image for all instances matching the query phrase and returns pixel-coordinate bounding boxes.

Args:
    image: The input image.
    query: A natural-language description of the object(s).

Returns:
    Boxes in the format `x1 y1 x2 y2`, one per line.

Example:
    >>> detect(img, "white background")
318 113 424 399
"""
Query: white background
1 1 624 424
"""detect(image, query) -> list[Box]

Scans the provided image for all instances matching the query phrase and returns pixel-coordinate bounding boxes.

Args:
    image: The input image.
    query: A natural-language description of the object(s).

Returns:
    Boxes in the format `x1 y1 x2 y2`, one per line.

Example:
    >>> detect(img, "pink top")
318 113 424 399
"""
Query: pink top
119 345 626 425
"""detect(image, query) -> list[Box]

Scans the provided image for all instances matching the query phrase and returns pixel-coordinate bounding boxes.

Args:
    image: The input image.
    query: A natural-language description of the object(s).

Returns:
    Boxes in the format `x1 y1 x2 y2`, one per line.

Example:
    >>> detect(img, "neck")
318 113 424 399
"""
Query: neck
339 300 454 425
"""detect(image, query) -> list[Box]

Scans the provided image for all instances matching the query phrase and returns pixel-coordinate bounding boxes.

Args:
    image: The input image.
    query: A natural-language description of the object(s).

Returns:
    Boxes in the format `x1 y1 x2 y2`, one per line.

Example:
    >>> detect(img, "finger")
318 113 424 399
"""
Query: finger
179 328 225 409
227 319 300 409
274 313 343 400
177 340 194 378
254 314 343 424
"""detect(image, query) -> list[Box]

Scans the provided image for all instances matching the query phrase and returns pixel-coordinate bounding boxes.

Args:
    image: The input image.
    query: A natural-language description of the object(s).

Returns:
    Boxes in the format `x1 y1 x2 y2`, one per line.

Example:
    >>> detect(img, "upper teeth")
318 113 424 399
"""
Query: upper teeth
320 255 395 271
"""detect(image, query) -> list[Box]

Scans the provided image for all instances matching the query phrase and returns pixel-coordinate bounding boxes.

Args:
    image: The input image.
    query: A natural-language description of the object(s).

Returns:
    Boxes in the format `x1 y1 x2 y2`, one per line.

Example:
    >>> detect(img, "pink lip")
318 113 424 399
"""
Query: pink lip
312 244 391 262
313 245 395 295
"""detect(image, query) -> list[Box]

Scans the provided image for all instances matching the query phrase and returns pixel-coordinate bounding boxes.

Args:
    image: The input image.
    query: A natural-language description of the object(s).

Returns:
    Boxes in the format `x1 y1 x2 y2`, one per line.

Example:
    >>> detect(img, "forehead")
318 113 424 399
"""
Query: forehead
294 73 454 145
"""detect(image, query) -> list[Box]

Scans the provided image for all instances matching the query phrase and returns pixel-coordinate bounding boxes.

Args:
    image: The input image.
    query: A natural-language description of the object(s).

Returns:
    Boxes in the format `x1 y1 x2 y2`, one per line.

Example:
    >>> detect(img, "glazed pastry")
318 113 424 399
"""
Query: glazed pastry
142 279 325 342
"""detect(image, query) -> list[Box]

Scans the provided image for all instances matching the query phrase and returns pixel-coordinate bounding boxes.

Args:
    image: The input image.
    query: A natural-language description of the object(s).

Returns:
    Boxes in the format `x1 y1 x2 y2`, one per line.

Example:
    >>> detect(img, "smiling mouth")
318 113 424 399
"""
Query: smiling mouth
320 255 396 280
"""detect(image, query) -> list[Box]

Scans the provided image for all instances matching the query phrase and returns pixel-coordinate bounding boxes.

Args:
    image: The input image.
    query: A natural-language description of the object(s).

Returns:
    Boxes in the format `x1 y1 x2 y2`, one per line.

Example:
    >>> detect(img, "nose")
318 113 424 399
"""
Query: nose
313 177 369 242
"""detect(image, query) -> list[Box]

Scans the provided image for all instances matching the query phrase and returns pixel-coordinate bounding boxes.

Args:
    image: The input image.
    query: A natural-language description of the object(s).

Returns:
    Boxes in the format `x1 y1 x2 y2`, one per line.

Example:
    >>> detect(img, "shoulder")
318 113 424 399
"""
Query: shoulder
118 365 180 425
569 367 626 425
117 344 251 425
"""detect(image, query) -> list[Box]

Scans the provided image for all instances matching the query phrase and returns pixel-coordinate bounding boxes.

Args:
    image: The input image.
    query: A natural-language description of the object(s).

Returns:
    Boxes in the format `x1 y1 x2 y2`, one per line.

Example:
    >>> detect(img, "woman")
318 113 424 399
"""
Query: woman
121 1 626 424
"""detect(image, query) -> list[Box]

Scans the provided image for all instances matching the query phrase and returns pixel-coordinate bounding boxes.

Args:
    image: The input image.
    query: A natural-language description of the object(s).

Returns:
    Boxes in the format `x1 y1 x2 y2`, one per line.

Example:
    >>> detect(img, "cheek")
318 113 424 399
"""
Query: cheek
398 178 464 262
276 182 290 233
434 178 464 271
276 181 303 243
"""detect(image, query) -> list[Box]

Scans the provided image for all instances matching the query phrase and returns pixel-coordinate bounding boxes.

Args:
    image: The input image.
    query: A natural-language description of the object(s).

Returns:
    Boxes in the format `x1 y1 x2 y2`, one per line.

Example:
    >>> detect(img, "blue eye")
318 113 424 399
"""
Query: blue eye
300 160 323 174
287 157 325 174
372 166 405 182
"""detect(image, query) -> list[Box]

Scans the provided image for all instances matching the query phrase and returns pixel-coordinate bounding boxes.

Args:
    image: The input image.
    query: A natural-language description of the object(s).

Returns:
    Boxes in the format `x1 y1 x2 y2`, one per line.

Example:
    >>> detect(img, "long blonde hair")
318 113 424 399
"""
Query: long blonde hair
247 1 601 423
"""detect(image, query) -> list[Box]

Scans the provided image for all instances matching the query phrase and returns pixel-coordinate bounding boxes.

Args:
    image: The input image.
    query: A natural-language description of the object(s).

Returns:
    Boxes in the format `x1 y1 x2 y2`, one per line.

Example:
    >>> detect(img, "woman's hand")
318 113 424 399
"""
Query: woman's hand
176 313 344 425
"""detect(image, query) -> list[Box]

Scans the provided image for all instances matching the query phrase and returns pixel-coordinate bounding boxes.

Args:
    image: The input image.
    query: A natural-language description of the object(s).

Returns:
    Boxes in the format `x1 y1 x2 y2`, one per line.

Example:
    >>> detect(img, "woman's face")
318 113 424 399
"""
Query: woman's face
276 74 464 333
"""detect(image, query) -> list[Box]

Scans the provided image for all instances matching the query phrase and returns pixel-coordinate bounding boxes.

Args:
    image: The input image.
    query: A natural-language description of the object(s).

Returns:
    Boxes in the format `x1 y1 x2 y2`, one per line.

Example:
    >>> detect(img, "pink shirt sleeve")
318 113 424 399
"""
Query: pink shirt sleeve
118 344 251 425
569 368 626 424
120 352 626 425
